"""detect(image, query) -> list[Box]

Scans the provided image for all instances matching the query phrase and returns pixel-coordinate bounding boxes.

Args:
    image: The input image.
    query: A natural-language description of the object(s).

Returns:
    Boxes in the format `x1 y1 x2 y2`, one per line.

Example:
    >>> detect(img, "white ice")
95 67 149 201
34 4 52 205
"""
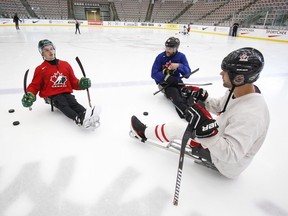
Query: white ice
0 26 288 216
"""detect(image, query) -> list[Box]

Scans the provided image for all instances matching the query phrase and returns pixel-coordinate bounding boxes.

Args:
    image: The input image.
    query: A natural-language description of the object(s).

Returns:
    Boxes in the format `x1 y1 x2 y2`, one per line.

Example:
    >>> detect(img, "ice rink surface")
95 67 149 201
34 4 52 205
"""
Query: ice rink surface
0 25 288 216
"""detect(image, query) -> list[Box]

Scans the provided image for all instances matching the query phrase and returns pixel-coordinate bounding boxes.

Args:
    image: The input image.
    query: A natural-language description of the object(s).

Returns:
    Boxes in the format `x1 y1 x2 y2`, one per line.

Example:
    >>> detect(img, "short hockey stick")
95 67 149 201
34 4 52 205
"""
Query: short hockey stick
153 68 200 96
75 56 92 108
23 69 32 111
178 82 213 86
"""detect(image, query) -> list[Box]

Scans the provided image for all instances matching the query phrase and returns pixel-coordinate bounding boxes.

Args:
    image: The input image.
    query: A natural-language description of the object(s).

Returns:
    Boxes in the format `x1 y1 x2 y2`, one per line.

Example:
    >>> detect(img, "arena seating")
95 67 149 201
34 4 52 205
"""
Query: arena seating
27 0 68 19
178 0 287 28
0 0 287 29
198 0 253 26
150 0 190 23
0 0 30 18
113 0 149 22
177 0 224 25
236 0 288 27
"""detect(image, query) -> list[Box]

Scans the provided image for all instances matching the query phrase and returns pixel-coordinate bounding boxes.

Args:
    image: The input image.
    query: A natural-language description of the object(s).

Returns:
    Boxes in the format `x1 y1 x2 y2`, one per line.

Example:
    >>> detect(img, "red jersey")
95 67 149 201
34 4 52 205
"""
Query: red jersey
27 60 81 98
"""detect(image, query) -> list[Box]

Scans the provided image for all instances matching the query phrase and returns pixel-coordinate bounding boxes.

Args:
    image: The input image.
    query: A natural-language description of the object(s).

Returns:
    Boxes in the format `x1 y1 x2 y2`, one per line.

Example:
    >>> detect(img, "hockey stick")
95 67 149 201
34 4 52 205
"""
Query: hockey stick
173 123 194 206
153 68 199 96
75 56 92 108
178 82 213 86
23 69 32 111
173 96 195 206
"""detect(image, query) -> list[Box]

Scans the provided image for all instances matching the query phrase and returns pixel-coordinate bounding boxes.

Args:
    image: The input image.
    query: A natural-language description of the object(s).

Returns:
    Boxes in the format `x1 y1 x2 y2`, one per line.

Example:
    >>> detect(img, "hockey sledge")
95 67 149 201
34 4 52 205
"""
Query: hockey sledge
129 130 218 171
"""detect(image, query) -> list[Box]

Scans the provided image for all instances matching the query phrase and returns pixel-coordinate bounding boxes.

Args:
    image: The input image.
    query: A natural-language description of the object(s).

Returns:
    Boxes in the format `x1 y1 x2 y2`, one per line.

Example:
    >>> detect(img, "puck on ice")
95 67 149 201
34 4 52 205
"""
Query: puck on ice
13 121 20 126
8 109 15 113
143 112 149 116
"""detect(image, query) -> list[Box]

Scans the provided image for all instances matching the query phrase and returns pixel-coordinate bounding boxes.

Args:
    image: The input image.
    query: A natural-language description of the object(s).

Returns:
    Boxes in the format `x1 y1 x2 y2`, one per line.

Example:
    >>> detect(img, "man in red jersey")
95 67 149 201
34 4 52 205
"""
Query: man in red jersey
22 39 99 129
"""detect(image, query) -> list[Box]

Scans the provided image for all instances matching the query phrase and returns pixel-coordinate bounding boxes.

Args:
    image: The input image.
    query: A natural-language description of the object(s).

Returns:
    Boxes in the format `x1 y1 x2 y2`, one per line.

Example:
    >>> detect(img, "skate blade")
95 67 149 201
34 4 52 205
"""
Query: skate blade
129 130 138 139
129 129 144 142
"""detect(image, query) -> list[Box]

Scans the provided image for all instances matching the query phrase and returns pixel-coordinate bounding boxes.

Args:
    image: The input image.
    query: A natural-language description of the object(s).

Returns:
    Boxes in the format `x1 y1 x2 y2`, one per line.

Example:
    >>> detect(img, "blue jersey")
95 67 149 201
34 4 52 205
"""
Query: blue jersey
151 51 191 84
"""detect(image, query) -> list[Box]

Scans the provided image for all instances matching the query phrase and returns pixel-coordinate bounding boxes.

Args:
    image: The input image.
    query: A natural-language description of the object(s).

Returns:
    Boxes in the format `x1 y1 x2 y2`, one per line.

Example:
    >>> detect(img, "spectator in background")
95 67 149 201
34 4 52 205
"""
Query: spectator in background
75 20 81 34
13 13 21 30
187 24 191 34
232 23 239 37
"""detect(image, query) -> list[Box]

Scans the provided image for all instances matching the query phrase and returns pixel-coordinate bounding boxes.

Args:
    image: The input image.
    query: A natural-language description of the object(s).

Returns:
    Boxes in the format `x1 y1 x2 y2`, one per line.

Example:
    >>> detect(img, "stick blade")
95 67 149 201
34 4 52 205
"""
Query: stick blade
75 56 86 77
23 69 29 95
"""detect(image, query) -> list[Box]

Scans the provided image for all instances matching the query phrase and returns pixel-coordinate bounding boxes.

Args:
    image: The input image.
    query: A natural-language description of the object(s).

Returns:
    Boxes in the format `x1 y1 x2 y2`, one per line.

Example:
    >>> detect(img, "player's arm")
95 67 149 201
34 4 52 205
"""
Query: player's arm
26 67 42 97
176 54 191 78
197 114 260 163
65 61 91 90
151 55 165 83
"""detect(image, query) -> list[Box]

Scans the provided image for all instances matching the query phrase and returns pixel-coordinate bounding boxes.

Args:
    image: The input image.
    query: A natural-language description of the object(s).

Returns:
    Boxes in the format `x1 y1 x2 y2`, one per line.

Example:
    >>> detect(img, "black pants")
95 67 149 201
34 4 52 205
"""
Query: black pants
232 27 238 37
15 22 20 30
163 85 188 118
75 27 80 34
50 93 85 121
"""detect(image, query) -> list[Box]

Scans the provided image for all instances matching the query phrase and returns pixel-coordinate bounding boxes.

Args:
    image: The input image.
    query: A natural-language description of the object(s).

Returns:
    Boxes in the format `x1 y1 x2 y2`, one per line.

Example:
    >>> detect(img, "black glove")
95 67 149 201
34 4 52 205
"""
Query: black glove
181 86 208 102
163 75 179 87
193 88 208 102
185 103 218 138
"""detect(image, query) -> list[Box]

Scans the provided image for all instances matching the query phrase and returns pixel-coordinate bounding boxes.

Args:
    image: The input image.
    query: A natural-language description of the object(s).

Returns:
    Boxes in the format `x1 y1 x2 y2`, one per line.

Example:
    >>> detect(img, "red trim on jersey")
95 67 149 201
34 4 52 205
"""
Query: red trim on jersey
161 124 170 142
155 125 163 142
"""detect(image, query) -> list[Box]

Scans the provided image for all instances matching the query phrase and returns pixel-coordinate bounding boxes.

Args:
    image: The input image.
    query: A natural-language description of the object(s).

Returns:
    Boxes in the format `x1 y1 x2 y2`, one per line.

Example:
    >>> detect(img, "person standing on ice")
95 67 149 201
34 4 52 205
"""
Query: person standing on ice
151 37 192 119
22 39 99 129
131 47 270 178
187 24 190 34
13 13 21 30
231 23 239 37
75 20 81 34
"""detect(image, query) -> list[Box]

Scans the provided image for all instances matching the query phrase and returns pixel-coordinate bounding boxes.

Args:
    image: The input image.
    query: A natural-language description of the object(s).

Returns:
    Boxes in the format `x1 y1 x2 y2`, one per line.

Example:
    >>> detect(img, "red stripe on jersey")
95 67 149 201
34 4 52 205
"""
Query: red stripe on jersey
161 124 170 142
155 125 163 142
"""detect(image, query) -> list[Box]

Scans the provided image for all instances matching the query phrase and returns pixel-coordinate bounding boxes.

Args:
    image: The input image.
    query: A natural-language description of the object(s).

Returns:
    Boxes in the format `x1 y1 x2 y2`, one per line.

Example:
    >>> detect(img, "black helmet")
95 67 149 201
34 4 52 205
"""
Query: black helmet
221 47 264 86
165 37 180 49
38 39 56 55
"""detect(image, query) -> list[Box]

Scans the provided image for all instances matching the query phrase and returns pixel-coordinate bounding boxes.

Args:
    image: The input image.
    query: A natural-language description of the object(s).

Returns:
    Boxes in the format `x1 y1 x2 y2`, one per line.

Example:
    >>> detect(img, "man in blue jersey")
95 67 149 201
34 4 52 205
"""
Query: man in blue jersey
151 37 192 119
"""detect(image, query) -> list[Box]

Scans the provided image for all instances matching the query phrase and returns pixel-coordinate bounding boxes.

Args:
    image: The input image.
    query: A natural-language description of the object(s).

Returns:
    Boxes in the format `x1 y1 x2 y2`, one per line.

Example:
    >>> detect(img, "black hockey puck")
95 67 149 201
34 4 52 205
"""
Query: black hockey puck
143 112 149 116
13 121 20 126
8 109 15 113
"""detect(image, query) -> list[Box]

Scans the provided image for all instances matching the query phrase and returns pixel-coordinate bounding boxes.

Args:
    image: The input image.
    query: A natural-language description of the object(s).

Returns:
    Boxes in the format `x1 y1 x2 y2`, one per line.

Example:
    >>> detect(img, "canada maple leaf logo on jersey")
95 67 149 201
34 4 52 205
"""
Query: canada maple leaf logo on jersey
50 72 67 88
